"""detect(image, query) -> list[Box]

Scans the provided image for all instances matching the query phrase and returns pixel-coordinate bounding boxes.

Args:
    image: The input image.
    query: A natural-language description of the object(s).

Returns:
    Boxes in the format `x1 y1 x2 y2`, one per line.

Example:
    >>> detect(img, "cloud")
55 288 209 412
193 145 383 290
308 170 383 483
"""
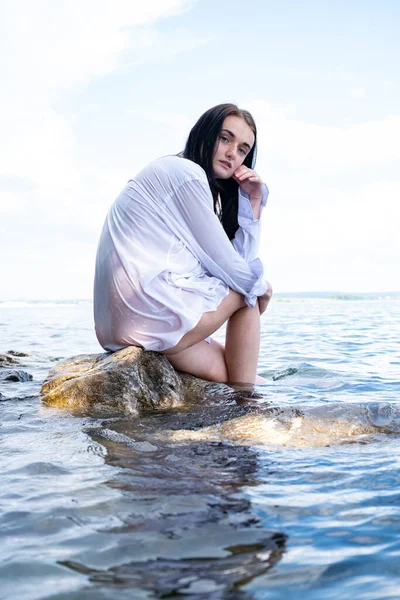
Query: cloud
0 0 196 182
0 0 198 208
0 0 199 299
349 87 365 98
128 109 193 130
247 101 400 170
122 27 214 69
0 175 38 193
0 0 195 93
242 101 400 292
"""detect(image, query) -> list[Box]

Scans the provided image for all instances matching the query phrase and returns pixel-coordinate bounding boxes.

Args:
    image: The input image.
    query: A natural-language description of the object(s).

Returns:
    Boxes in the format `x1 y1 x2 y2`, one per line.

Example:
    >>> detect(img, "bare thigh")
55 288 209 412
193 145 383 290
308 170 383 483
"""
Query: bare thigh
166 338 228 383
163 288 244 356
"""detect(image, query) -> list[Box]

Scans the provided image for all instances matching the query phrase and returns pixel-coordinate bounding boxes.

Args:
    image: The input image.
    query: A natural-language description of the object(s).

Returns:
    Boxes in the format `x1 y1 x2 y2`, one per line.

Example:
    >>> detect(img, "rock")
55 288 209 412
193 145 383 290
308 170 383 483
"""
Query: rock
0 353 19 366
1 369 33 383
40 347 219 414
7 350 30 357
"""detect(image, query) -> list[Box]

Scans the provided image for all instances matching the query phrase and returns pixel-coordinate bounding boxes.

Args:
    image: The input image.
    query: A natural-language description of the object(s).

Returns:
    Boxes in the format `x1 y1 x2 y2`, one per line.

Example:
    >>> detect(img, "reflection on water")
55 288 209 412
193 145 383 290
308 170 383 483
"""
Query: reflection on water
62 404 288 598
0 391 289 600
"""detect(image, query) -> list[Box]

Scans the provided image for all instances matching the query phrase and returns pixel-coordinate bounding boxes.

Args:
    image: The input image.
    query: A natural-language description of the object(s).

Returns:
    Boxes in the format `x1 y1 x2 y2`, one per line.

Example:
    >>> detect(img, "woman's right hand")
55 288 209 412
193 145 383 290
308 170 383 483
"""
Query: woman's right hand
258 281 273 314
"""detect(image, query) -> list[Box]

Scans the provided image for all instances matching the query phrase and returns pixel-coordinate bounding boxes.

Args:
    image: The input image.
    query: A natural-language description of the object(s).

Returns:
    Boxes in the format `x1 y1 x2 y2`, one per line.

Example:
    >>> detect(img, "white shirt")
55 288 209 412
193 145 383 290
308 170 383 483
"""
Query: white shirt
94 155 268 352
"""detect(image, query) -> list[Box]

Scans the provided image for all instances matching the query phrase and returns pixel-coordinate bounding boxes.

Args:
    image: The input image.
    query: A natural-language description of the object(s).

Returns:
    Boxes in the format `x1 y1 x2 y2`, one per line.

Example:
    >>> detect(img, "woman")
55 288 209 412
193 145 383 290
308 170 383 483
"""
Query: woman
94 103 272 384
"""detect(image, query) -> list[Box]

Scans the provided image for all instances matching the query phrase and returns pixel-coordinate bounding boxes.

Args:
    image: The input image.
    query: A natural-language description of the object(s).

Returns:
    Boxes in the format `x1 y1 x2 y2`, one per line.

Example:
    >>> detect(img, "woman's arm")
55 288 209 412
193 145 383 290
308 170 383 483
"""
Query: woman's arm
231 184 269 262
160 177 268 307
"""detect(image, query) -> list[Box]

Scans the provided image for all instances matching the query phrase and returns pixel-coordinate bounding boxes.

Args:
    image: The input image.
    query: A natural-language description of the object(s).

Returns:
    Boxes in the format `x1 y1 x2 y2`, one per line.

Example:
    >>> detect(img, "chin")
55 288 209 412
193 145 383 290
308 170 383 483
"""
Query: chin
214 168 232 180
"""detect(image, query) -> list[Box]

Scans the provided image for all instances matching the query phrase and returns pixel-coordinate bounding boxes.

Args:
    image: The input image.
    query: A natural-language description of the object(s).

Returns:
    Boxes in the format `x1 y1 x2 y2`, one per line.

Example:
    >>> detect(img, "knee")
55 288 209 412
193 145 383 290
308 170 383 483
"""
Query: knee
206 359 228 383
207 368 228 383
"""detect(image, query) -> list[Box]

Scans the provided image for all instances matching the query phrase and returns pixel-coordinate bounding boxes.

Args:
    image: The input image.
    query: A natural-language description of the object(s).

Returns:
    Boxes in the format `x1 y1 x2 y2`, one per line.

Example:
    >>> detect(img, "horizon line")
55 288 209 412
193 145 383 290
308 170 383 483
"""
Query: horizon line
1 291 399 303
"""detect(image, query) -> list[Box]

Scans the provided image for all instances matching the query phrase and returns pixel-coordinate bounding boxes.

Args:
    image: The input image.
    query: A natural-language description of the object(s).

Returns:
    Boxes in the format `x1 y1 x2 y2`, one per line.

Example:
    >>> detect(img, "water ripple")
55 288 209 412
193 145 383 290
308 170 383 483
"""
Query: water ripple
0 298 399 599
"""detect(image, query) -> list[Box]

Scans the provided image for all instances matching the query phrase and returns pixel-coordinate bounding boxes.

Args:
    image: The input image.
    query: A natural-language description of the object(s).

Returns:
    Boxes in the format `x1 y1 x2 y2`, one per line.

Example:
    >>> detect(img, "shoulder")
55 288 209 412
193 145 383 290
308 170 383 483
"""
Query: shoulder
150 155 208 184
130 156 210 199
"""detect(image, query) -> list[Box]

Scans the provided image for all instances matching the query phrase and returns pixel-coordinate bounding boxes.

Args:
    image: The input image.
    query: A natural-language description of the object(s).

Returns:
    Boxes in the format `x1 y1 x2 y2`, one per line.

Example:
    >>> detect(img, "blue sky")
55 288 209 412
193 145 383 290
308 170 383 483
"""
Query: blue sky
1 0 399 299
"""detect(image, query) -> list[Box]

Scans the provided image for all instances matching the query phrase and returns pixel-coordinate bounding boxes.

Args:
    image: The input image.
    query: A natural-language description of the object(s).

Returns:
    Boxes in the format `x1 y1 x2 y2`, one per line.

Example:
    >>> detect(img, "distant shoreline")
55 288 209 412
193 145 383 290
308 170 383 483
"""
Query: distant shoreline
1 292 399 306
274 291 400 300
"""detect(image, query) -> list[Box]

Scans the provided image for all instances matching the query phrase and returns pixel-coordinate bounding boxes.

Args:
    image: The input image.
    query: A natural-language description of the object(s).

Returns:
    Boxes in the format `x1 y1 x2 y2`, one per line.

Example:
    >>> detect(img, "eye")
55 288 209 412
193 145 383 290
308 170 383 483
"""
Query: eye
239 147 247 155
220 135 229 143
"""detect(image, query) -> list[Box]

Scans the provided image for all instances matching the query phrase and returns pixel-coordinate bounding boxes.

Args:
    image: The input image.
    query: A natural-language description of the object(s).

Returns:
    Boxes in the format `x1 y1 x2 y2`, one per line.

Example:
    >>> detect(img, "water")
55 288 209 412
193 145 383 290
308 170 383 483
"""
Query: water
0 296 399 599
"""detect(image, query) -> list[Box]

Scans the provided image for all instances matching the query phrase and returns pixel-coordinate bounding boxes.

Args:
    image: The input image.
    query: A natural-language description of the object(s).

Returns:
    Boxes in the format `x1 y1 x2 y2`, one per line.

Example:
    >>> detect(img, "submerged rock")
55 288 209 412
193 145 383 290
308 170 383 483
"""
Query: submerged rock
40 347 397 449
0 353 19 366
0 369 33 383
40 347 222 414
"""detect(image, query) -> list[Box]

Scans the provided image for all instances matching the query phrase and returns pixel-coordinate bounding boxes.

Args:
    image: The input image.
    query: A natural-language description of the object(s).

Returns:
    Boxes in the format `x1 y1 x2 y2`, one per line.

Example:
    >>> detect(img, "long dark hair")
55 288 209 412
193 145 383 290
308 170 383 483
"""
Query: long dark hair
182 103 257 240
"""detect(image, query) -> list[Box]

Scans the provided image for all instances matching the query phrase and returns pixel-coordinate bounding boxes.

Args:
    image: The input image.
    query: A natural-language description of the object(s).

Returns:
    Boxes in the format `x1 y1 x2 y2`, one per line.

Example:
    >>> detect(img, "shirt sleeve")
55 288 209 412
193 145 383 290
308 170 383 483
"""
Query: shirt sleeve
160 177 267 307
231 183 269 262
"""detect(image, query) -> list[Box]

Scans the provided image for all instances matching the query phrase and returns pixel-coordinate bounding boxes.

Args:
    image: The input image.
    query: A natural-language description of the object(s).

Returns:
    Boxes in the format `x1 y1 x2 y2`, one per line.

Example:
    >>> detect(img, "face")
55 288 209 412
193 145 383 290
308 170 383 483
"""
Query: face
212 115 255 179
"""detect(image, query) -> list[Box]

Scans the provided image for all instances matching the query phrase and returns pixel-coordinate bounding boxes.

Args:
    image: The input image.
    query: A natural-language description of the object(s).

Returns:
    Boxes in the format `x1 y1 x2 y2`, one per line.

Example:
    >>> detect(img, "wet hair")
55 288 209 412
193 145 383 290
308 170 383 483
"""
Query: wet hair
182 103 257 240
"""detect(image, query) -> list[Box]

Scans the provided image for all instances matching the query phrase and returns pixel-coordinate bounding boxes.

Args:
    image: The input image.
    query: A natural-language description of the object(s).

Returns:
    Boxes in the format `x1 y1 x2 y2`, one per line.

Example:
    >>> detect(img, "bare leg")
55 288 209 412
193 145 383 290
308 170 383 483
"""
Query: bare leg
166 336 268 384
164 289 245 356
225 304 260 384
163 289 263 384
166 339 228 382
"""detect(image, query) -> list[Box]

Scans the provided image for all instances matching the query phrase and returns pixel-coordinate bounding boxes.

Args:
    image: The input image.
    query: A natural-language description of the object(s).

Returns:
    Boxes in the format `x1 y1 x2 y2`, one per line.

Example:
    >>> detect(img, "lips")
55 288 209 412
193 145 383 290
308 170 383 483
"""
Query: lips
219 160 232 170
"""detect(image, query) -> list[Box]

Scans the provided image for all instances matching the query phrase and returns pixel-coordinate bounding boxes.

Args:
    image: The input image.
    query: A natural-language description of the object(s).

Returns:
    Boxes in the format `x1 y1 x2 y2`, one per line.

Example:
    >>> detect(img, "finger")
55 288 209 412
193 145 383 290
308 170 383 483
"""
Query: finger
235 171 260 183
236 167 258 177
233 166 252 178
236 171 258 182
231 173 242 184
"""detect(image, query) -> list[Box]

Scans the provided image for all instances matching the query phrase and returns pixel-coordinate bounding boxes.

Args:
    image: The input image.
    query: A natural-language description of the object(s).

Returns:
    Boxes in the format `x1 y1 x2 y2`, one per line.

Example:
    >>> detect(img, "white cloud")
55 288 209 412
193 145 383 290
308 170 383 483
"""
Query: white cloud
0 0 199 299
128 109 193 131
349 87 365 98
122 27 214 69
0 0 194 93
247 101 400 169
0 0 196 183
241 101 400 292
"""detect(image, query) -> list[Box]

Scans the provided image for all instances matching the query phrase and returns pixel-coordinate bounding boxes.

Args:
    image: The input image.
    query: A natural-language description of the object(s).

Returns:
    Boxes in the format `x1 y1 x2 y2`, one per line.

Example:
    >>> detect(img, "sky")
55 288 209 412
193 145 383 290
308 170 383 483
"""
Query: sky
1 0 399 300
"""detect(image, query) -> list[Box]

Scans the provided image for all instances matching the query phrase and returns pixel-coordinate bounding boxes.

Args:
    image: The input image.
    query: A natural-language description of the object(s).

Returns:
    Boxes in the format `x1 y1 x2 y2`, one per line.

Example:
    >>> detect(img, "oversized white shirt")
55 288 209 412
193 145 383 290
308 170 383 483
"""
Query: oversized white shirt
94 155 268 352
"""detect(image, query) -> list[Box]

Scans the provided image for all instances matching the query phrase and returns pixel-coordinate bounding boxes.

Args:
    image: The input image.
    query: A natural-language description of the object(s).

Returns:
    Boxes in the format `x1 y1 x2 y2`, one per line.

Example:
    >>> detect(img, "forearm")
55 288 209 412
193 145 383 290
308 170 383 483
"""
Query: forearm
249 195 262 220
163 179 267 305
232 185 268 261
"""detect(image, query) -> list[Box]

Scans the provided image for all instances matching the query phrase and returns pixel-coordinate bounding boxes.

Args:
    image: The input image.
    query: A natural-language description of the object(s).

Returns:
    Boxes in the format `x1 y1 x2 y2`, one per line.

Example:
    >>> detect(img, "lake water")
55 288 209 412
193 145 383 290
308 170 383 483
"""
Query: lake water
1 296 399 599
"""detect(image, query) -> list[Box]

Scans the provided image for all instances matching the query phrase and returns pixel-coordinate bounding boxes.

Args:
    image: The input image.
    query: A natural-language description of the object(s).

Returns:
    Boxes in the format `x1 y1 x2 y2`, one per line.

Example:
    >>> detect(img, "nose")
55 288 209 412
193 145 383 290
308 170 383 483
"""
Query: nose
225 144 237 159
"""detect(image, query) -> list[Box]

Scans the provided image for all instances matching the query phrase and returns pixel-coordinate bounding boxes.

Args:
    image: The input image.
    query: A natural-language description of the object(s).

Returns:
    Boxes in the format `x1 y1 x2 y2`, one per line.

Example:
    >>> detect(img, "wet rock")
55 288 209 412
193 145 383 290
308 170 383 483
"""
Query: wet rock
40 347 219 414
1 369 33 383
0 353 19 366
7 350 30 357
178 372 235 404
272 366 298 381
